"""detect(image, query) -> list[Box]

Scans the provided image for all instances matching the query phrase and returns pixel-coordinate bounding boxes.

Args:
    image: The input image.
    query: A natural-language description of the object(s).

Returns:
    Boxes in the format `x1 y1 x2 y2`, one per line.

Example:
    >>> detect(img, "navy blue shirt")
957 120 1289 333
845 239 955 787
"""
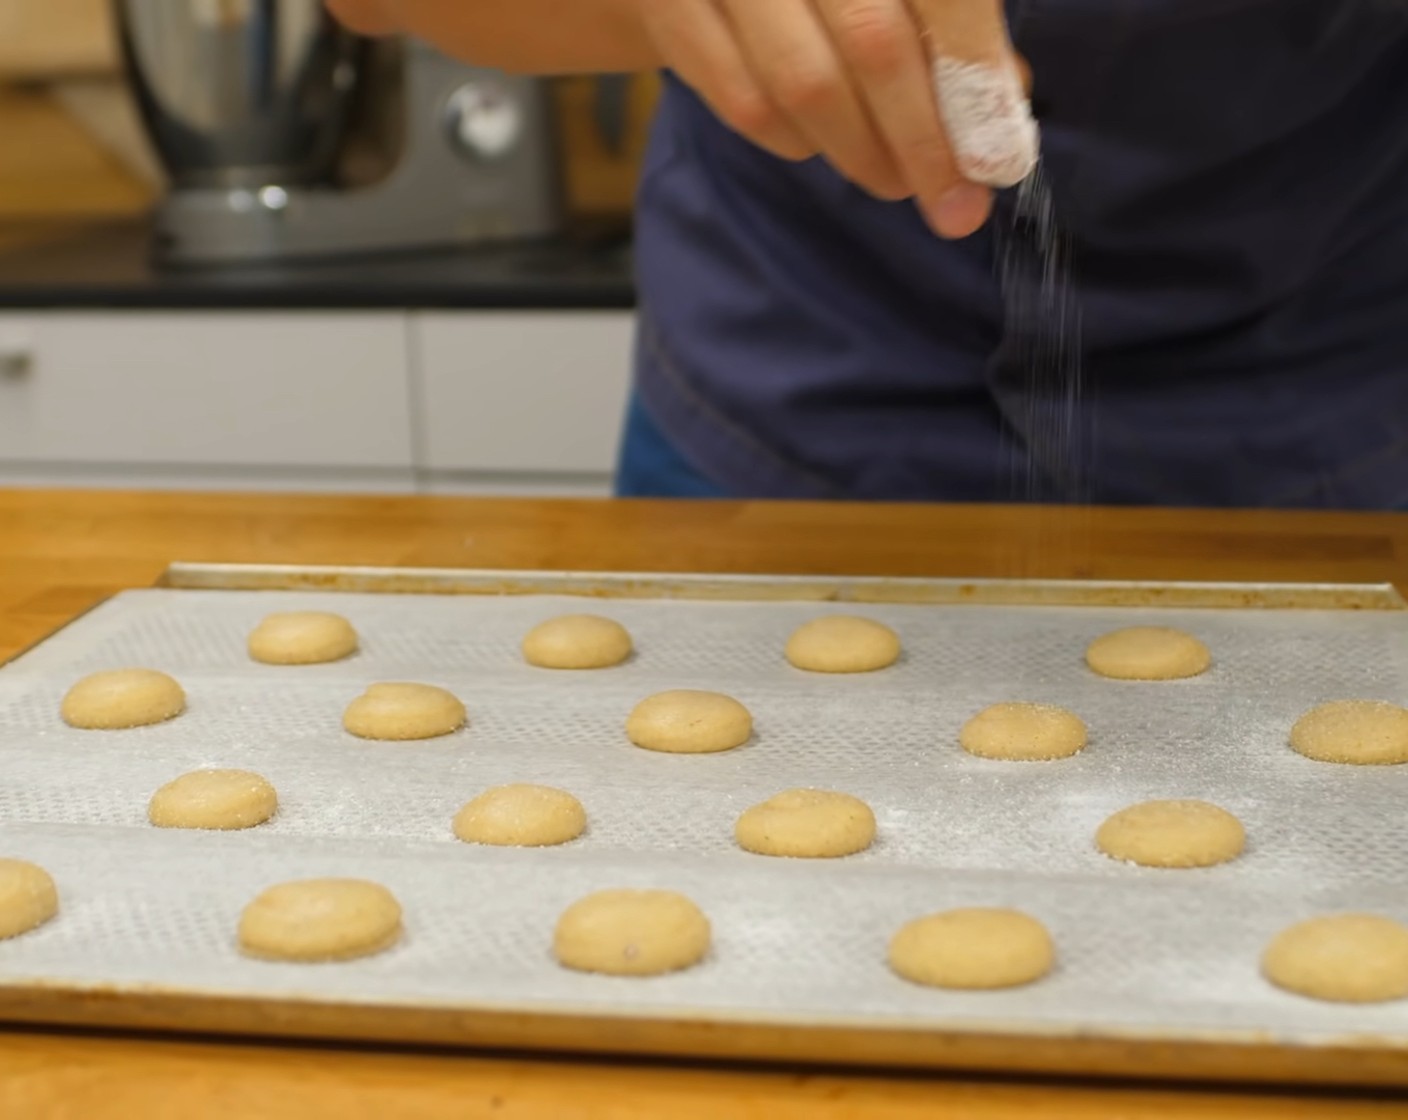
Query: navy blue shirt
630 0 1408 507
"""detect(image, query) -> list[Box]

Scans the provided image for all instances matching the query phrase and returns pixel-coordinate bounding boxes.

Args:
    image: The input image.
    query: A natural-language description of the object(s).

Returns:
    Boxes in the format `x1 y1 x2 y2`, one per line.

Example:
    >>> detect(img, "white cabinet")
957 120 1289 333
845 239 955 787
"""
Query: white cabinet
0 312 413 472
412 311 634 481
0 308 635 493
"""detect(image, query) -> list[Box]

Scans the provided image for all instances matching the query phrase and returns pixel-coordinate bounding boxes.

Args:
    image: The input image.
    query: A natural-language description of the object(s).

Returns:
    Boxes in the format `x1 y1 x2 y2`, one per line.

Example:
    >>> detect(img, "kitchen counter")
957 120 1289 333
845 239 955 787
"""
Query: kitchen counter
3 489 1408 1118
0 221 634 310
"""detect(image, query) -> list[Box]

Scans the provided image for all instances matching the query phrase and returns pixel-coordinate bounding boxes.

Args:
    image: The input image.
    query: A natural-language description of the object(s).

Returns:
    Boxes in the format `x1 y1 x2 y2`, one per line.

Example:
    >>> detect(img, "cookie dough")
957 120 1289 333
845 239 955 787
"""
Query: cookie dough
522 614 632 669
1262 914 1408 1002
453 784 586 847
248 611 358 665
735 788 876 858
959 702 1087 761
1290 700 1408 765
553 888 710 976
148 769 278 831
784 616 901 674
238 878 402 962
626 690 752 754
1096 799 1245 868
888 907 1055 990
1085 626 1211 680
61 669 185 730
0 859 58 940
343 682 466 741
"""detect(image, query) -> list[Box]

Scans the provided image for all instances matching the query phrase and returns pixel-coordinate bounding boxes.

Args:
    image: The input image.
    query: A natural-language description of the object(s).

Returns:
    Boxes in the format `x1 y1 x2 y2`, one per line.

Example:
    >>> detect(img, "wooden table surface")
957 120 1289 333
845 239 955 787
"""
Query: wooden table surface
3 488 1408 1119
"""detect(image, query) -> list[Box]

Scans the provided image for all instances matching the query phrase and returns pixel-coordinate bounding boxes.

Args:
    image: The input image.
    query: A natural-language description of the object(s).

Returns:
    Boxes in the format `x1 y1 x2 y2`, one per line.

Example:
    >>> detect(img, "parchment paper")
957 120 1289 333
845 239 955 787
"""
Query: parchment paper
1 588 1406 1041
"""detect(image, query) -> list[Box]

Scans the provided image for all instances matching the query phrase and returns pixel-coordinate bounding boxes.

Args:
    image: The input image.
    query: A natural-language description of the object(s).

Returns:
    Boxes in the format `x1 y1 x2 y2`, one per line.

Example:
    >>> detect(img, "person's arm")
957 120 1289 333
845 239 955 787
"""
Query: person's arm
325 0 656 74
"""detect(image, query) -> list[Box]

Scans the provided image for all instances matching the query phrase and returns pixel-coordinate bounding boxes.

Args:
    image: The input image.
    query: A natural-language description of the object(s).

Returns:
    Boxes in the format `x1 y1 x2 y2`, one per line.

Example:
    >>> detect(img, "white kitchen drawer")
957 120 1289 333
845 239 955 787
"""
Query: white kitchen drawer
412 311 634 474
0 312 413 468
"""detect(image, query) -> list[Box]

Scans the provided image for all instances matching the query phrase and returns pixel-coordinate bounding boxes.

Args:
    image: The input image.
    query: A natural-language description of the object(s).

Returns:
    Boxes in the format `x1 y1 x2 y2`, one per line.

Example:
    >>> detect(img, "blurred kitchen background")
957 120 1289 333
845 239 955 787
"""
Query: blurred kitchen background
0 0 656 495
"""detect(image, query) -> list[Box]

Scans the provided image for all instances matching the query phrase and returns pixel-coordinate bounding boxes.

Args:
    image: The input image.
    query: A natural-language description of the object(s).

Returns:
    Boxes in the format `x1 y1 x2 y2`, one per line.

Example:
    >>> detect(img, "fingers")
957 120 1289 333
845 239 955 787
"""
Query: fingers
908 0 1011 62
717 0 906 200
811 0 986 235
641 0 815 162
646 0 1024 236
1014 53 1033 97
908 0 1038 187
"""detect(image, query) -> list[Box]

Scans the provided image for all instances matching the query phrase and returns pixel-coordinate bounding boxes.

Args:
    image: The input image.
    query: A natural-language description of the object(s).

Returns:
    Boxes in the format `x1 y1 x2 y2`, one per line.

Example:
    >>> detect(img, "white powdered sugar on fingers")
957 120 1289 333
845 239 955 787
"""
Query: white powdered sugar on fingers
933 56 1040 188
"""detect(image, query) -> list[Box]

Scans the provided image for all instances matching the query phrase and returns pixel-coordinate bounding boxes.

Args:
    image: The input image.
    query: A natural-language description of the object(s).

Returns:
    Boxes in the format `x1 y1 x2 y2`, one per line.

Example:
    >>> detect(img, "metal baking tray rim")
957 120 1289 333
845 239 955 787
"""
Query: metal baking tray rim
2 972 1402 1047
4 975 1408 1088
158 563 1408 610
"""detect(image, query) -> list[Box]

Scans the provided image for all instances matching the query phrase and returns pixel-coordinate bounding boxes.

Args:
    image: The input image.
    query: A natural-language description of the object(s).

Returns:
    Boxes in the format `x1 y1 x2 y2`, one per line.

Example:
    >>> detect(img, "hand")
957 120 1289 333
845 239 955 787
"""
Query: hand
638 0 1034 238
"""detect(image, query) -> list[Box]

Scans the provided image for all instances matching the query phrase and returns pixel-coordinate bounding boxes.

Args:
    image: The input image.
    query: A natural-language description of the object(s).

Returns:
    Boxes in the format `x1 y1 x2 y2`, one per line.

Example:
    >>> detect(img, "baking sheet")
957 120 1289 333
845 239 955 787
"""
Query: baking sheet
2 584 1408 1060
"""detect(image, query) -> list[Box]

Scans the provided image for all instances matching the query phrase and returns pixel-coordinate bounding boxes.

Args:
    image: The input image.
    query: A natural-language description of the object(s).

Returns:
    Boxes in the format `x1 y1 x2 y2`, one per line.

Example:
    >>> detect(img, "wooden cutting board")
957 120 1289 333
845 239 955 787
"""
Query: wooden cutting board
0 86 153 220
0 0 117 80
554 72 660 219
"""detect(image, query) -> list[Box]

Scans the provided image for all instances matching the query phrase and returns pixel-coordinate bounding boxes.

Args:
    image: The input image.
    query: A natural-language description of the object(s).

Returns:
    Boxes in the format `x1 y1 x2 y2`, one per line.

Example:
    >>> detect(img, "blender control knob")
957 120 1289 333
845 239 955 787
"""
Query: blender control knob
444 81 523 161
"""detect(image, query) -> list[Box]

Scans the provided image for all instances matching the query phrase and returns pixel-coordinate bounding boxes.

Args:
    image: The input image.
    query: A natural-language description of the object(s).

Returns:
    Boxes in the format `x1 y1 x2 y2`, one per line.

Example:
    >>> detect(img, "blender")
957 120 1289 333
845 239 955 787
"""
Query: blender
115 0 564 265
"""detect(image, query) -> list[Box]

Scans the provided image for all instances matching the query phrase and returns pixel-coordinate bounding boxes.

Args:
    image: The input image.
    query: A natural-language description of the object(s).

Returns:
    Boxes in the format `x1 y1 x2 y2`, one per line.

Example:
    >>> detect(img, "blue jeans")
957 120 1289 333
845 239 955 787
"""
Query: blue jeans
614 393 729 498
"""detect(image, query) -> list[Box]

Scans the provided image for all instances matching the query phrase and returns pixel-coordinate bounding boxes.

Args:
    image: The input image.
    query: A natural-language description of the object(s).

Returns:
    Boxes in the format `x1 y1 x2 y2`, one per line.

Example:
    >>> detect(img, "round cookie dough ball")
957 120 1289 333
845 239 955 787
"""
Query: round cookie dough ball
889 908 1055 990
248 611 358 665
959 702 1087 761
1085 626 1211 681
1096 799 1245 868
625 690 752 754
784 616 901 674
453 784 587 847
1262 914 1408 1003
735 788 876 858
148 769 278 831
343 682 466 741
0 859 59 941
238 878 402 962
1290 700 1408 765
522 614 632 670
553 888 710 976
61 669 185 730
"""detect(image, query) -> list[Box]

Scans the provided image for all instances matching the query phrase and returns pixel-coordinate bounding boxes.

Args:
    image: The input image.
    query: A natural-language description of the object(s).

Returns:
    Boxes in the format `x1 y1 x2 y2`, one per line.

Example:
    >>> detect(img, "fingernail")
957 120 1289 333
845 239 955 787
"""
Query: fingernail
927 183 993 239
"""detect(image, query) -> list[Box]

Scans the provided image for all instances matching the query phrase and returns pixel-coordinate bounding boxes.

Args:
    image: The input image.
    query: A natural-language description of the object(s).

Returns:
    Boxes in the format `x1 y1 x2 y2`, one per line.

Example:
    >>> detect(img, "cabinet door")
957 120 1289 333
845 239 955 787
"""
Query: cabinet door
412 311 634 476
0 312 413 468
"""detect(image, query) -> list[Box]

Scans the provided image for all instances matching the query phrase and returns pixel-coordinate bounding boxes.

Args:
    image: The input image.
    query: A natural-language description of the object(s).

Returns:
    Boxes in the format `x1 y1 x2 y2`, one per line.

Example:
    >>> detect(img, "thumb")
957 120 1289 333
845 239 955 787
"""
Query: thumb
909 0 1038 188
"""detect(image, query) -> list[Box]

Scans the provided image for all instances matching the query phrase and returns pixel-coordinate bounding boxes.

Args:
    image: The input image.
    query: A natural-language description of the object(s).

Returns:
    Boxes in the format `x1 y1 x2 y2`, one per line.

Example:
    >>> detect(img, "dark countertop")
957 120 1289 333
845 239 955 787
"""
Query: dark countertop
0 221 635 311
